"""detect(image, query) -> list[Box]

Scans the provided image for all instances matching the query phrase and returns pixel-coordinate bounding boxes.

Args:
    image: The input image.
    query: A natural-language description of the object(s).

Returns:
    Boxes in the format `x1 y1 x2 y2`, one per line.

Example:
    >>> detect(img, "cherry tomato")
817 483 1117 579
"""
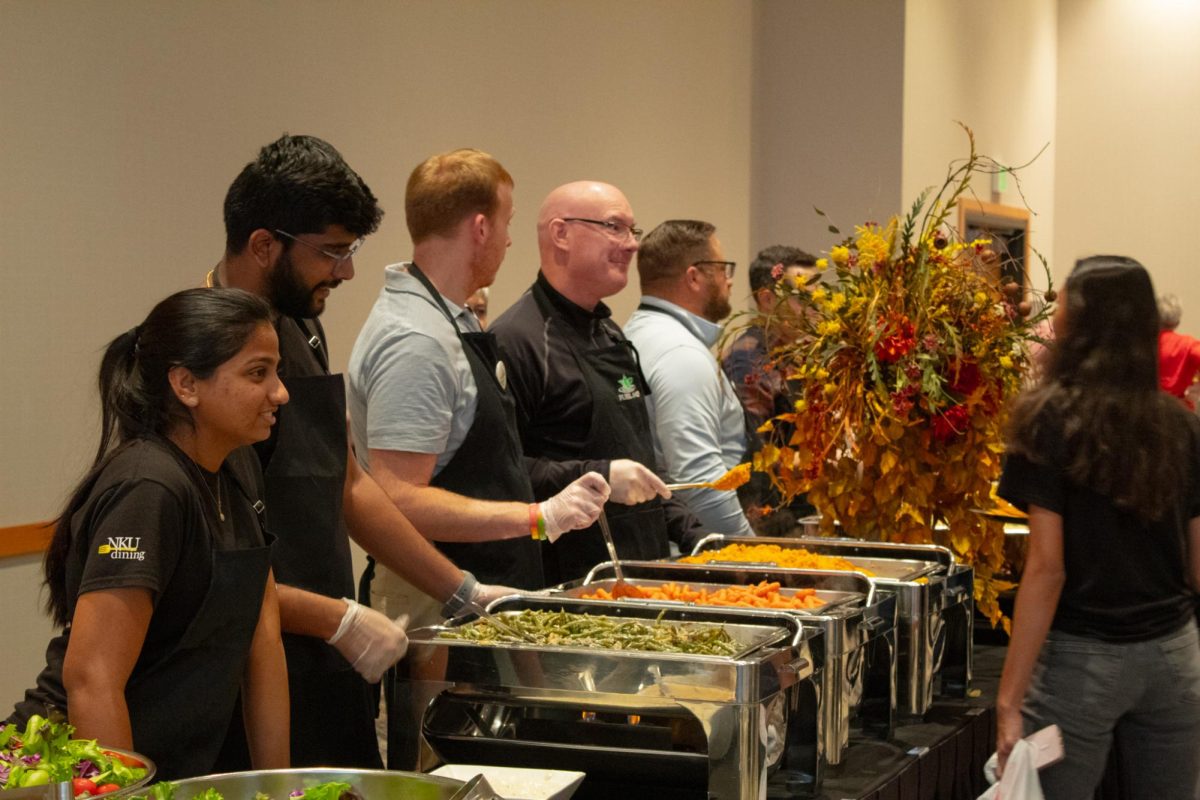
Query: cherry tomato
21 769 51 787
73 777 99 796
96 784 121 795
101 749 146 768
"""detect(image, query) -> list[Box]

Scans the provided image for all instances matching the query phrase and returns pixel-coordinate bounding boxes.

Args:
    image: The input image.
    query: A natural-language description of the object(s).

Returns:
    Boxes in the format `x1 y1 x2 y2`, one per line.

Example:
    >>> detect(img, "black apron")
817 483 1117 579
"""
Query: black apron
126 461 272 780
404 264 543 589
258 316 381 769
8 446 273 781
534 292 669 584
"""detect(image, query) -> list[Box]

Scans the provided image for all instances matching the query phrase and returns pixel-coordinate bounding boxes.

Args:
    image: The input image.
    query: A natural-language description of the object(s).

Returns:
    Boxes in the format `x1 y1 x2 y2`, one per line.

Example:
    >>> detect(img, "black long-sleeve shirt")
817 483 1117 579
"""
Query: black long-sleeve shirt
491 272 705 549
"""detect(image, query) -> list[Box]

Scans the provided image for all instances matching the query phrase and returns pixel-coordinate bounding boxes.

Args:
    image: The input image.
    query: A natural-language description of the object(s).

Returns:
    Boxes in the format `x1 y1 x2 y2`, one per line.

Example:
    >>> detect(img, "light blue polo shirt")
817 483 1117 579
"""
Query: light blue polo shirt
348 263 480 475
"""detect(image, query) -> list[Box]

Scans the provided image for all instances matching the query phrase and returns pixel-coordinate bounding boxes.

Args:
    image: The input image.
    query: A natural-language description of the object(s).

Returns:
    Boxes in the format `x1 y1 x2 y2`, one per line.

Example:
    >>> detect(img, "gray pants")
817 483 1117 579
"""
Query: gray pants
1023 620 1200 800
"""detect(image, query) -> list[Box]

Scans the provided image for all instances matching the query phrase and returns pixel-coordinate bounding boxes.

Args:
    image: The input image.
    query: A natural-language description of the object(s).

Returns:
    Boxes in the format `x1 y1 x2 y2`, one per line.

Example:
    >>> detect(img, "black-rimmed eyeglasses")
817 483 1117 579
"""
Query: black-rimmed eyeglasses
694 260 737 279
274 229 364 266
560 217 644 243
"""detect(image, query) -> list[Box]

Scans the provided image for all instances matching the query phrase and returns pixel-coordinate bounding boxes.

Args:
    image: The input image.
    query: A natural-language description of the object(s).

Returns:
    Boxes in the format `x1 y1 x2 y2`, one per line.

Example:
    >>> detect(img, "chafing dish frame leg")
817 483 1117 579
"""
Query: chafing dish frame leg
387 663 428 771
936 572 974 698
855 622 897 740
895 583 935 718
774 674 822 798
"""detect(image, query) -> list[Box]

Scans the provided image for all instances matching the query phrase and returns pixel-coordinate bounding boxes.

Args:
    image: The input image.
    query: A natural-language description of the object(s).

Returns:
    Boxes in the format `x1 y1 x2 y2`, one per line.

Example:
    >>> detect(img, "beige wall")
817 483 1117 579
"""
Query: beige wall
0 0 752 710
903 0 1059 289
1055 0 1200 310
751 0 905 277
5 0 1199 718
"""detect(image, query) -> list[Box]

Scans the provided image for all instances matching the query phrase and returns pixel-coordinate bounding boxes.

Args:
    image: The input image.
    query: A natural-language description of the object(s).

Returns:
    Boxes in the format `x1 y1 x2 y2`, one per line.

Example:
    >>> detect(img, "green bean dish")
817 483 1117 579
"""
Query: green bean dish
438 609 741 656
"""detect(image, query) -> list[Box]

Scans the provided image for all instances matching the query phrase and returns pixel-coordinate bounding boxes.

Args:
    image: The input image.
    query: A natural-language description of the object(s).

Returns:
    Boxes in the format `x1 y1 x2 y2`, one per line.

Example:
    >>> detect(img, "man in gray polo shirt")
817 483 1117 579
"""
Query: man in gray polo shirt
348 149 664 628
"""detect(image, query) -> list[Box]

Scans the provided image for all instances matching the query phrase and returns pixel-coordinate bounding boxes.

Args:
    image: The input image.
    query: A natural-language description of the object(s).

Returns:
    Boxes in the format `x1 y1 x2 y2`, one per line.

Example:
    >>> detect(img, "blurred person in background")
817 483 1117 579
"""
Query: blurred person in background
721 245 821 533
466 286 489 328
722 245 821 431
996 256 1200 799
1157 293 1200 410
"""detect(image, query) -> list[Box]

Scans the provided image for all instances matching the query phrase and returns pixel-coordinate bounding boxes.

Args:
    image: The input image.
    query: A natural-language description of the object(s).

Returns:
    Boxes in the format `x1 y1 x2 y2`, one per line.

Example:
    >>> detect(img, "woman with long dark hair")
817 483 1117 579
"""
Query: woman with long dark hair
8 288 291 780
996 256 1200 798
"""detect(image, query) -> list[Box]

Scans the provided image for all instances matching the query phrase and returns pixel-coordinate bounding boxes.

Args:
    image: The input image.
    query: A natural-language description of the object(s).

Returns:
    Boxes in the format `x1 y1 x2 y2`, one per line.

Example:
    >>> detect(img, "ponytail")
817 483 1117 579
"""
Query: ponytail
44 288 272 625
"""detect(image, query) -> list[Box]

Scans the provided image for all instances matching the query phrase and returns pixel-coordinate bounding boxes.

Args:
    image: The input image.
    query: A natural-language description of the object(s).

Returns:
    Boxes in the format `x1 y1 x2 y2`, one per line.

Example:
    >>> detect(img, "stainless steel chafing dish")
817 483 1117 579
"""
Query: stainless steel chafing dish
390 595 823 799
555 561 897 769
686 534 973 717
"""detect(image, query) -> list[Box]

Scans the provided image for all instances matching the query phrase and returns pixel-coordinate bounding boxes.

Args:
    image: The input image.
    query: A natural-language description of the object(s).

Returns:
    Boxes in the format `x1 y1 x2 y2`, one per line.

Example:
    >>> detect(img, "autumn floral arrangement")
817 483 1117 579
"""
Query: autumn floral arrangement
750 128 1052 628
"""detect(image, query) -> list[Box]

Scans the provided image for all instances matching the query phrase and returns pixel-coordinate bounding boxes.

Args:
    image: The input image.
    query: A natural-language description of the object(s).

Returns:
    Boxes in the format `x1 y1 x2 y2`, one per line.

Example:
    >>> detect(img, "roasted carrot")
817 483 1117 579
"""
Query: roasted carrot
679 543 873 576
581 580 825 609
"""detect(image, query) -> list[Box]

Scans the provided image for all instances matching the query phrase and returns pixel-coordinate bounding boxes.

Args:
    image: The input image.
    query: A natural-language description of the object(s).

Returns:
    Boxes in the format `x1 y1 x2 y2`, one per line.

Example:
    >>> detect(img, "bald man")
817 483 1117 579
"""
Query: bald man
491 182 705 583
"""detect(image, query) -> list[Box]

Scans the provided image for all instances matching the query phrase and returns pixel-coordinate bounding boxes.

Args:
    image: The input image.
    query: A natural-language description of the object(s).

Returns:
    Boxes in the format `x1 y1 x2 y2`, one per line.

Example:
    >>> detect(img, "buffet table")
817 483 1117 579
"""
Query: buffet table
811 645 1001 800
571 641 1126 800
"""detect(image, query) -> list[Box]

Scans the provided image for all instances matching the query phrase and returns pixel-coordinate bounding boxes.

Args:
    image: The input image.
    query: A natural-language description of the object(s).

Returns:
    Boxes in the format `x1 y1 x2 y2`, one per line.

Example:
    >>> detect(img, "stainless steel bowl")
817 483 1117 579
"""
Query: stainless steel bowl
75 745 156 799
167 768 491 799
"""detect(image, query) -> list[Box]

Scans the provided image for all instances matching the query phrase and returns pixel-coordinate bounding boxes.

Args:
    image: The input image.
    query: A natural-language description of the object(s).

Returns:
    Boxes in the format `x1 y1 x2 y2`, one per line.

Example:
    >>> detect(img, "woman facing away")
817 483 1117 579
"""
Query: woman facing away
8 288 291 780
996 256 1200 799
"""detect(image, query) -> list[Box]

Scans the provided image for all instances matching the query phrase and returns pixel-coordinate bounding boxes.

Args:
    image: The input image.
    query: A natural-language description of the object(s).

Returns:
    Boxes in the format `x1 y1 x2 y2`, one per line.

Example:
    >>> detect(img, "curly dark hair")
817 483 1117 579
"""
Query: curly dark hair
223 134 383 254
748 245 817 293
1007 255 1191 520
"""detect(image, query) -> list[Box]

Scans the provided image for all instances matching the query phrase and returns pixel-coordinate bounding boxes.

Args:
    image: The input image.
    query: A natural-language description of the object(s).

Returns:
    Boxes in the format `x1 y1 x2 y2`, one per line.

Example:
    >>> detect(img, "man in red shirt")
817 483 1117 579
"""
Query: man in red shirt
1157 294 1200 409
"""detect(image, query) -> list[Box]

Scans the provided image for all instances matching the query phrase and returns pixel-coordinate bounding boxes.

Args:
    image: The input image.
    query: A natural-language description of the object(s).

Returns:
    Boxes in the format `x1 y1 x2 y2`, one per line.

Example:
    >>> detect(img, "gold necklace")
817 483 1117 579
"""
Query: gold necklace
216 473 225 522
201 469 225 522
204 269 217 288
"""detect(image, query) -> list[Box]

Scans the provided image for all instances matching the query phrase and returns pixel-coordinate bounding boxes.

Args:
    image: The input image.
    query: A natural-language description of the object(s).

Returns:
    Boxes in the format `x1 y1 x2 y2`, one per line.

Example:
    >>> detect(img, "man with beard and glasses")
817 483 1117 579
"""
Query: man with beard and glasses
206 134 513 770
624 219 754 536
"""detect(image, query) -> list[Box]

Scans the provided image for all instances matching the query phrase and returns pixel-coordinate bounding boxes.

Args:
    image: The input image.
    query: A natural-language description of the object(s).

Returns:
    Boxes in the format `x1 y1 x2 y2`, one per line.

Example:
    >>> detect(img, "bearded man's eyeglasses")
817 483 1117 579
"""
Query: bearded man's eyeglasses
274 229 364 266
693 260 737 279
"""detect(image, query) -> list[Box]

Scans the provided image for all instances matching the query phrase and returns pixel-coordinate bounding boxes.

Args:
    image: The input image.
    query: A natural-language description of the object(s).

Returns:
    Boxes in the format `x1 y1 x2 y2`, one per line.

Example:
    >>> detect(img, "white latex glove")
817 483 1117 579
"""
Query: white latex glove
607 459 670 505
540 471 611 542
470 582 521 608
326 598 408 683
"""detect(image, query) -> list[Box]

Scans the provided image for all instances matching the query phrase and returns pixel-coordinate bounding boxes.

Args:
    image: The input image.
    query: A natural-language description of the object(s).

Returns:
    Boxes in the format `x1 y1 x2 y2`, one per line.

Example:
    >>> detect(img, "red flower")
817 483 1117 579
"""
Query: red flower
890 387 916 417
931 404 971 442
770 263 784 281
947 360 981 395
873 315 916 363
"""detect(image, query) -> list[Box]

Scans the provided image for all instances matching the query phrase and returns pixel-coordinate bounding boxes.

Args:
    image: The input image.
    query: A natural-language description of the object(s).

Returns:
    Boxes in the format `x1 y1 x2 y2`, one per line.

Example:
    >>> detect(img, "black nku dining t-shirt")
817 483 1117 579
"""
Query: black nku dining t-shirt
998 411 1200 642
13 438 265 723
65 440 262 668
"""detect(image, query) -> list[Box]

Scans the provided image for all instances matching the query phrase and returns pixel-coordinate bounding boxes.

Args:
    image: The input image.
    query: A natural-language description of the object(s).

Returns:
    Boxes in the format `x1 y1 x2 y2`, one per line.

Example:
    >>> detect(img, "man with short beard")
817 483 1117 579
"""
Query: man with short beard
207 134 511 769
624 219 754 536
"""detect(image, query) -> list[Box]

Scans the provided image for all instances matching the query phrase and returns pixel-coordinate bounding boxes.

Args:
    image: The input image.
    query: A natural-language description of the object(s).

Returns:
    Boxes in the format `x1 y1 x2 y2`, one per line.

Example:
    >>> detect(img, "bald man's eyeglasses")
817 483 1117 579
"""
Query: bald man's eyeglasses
560 217 644 243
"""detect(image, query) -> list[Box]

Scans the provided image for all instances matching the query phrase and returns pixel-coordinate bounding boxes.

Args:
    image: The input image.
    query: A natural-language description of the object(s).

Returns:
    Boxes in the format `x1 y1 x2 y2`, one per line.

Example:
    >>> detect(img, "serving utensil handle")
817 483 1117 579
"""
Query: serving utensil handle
597 509 625 582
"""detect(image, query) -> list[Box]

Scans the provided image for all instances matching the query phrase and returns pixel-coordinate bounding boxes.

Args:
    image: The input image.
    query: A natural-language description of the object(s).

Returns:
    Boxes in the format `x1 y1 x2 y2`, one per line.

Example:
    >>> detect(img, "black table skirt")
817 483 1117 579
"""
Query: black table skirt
815 641 1127 800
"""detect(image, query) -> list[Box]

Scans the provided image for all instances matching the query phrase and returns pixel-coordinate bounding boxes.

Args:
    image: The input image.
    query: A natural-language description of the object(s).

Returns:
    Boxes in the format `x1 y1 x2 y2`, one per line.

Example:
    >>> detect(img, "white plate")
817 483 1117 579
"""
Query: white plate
430 764 586 800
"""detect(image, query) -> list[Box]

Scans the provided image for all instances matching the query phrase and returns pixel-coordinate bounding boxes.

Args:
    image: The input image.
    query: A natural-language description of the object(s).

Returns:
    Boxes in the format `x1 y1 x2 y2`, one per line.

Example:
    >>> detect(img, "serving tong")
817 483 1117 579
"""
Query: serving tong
463 599 538 643
665 462 751 492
